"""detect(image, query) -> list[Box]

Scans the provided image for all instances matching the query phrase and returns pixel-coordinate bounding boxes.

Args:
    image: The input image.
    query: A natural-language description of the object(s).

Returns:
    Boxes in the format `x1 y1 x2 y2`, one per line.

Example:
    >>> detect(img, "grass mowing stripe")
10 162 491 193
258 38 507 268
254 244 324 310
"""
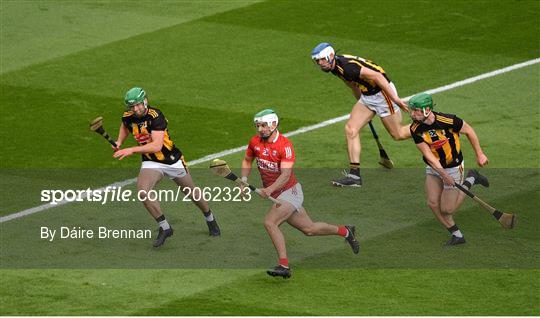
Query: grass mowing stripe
0 1 263 74
1 58 538 223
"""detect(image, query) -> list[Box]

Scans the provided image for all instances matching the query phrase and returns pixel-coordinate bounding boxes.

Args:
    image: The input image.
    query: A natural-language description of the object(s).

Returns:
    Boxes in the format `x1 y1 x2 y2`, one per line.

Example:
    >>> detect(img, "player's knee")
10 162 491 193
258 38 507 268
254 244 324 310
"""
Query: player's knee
426 200 439 212
301 226 316 236
138 189 150 201
440 204 456 214
388 130 405 141
264 219 277 231
344 123 359 138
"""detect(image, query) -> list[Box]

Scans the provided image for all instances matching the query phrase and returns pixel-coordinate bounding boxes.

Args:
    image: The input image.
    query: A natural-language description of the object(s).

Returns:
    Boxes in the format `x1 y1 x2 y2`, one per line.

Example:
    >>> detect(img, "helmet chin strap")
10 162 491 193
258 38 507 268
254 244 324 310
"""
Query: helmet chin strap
423 108 431 118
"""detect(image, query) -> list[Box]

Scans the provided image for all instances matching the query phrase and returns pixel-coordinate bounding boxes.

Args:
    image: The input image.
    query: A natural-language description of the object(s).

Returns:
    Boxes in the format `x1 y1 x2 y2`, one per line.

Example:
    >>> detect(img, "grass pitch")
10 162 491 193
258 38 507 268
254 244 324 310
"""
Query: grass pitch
1 0 539 315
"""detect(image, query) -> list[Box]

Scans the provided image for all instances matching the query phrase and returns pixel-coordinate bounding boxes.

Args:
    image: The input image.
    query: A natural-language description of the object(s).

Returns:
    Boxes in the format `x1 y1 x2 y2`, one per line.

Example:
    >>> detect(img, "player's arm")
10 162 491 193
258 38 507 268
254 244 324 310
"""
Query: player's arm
115 123 130 150
262 161 294 197
415 142 455 186
241 155 255 181
113 130 164 160
360 67 409 112
459 121 489 167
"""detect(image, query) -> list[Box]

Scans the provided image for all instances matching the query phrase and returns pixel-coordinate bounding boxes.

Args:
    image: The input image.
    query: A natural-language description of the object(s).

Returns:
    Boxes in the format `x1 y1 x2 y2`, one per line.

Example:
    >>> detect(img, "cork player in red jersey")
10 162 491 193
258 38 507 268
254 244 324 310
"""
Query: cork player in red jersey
241 109 360 279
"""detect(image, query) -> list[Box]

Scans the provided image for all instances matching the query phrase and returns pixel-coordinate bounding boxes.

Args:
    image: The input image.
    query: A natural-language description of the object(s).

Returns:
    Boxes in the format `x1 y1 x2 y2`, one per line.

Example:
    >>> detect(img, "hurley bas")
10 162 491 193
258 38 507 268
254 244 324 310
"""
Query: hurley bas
41 226 152 242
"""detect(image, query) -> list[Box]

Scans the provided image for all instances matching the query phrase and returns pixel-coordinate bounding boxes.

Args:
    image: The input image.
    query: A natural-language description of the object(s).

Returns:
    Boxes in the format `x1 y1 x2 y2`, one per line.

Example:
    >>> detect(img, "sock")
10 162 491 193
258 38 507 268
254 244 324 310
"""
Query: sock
447 224 463 238
155 215 170 230
279 258 289 268
462 176 475 189
349 163 360 177
337 226 349 237
203 210 214 222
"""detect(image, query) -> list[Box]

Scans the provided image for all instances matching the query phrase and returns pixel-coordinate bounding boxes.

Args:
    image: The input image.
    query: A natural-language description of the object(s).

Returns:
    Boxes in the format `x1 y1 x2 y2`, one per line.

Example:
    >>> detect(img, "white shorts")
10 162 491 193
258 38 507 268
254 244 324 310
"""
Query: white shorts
426 161 464 189
141 159 188 180
277 183 304 211
360 82 401 118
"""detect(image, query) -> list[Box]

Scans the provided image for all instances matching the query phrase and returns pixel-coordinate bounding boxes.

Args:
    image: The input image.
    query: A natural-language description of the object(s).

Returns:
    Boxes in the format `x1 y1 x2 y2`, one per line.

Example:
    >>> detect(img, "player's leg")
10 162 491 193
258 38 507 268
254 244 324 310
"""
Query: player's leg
137 168 172 247
287 207 359 254
425 171 464 245
264 201 296 278
173 173 220 236
425 174 452 228
137 168 164 218
380 111 411 140
333 101 374 187
378 83 410 140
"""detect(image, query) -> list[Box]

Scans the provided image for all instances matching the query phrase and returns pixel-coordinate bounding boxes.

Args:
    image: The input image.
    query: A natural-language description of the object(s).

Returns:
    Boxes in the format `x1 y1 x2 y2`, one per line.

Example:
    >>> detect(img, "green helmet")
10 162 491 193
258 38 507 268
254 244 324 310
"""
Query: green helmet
254 109 279 127
408 93 434 111
124 87 147 108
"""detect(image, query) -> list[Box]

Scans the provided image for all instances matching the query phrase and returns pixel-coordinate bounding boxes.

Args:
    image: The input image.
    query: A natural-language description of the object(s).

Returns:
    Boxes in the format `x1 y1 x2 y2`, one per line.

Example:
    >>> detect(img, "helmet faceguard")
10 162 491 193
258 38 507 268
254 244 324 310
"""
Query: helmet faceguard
253 109 279 140
311 42 335 72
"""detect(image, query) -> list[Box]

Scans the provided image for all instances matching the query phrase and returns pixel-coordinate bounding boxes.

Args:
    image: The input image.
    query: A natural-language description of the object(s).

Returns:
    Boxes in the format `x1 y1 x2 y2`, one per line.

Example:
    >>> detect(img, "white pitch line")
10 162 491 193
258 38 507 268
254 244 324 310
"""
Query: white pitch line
1 57 538 223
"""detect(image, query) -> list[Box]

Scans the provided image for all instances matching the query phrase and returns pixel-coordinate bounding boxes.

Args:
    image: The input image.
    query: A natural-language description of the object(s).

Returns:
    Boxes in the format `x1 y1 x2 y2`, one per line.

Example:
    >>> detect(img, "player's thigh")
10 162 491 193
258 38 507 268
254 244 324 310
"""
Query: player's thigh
380 111 408 138
265 201 297 226
172 172 196 193
286 207 314 231
425 174 443 206
347 101 375 131
137 168 163 192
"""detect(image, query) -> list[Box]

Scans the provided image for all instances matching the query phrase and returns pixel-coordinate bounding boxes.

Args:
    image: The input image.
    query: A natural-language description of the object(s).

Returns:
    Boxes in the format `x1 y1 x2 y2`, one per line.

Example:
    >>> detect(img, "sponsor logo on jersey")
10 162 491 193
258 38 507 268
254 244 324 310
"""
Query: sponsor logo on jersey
430 139 448 149
256 158 279 172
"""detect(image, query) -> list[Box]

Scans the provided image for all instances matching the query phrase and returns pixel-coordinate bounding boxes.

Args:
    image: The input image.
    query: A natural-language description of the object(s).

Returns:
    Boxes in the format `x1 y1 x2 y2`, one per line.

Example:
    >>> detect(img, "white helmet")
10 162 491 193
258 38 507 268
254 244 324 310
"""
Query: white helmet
254 108 279 127
254 109 279 139
311 42 335 63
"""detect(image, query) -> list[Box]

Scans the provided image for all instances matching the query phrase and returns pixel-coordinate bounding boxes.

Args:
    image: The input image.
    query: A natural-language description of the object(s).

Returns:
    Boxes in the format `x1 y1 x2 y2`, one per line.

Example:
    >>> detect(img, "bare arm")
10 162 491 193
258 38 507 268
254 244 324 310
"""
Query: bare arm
416 142 455 186
241 156 254 180
115 123 130 149
113 130 164 160
361 67 409 112
459 121 489 167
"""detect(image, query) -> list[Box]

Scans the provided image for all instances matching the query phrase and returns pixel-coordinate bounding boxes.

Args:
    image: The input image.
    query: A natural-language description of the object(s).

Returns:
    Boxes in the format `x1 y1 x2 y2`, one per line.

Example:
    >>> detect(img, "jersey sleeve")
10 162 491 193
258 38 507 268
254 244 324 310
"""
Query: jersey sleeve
452 115 464 132
411 131 424 144
122 112 132 129
342 62 361 82
150 113 167 131
245 137 256 158
410 123 424 144
279 141 295 162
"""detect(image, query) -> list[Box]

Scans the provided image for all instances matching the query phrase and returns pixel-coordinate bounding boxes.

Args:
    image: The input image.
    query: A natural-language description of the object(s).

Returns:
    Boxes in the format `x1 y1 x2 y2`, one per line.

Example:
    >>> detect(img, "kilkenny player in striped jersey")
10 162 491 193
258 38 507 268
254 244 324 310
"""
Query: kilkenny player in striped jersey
408 93 490 246
311 43 411 187
113 87 221 247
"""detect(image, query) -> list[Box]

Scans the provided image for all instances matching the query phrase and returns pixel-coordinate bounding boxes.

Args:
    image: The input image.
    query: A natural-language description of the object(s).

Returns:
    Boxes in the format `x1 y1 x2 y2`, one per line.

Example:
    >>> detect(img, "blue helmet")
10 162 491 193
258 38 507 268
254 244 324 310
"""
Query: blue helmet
311 42 335 63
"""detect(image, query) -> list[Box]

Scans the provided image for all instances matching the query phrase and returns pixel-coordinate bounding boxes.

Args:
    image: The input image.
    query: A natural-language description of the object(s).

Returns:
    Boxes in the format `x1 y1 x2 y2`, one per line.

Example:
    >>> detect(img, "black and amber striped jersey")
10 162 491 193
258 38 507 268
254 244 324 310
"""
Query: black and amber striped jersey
410 112 464 168
330 54 391 96
122 107 182 165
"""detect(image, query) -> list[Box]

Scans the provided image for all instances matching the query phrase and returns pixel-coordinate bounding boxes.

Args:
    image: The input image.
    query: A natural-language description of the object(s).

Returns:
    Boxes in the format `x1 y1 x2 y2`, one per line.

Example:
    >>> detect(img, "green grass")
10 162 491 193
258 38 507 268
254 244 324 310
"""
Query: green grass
0 0 539 315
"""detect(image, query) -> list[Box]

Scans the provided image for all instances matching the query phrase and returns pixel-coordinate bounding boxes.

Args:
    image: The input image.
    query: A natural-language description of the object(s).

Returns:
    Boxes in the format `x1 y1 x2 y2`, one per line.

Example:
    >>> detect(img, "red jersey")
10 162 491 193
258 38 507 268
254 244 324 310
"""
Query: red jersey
246 132 298 198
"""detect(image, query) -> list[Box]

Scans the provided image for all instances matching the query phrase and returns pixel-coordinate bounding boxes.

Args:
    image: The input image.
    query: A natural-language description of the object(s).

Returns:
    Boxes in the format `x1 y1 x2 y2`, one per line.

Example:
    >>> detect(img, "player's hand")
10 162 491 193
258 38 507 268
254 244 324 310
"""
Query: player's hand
112 141 121 152
259 187 272 198
477 153 489 167
113 148 134 160
442 173 455 187
398 100 410 113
